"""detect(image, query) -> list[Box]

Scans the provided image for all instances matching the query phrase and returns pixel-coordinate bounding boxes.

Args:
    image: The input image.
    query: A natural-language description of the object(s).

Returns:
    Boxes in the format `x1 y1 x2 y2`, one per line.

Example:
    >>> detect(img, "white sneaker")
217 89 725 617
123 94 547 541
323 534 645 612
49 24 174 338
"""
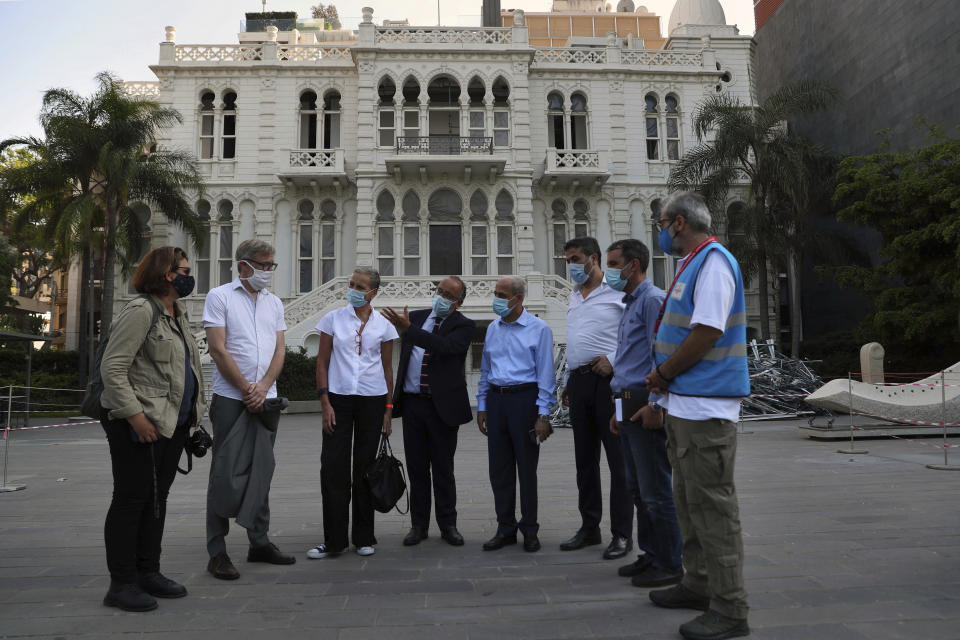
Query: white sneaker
356 546 375 556
307 543 340 559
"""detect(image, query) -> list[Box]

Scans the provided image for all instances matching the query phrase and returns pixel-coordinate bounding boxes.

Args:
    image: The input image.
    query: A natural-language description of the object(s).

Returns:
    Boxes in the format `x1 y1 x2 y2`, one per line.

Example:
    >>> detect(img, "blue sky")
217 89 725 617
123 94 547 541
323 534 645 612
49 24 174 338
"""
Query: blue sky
0 0 754 141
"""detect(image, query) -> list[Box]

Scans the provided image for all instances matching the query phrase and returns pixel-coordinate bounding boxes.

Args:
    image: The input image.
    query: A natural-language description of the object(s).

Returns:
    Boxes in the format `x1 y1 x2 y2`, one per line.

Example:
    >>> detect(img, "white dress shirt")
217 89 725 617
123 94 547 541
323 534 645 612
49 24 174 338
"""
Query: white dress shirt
565 280 625 381
202 279 287 401
402 311 441 394
659 251 742 423
317 305 399 397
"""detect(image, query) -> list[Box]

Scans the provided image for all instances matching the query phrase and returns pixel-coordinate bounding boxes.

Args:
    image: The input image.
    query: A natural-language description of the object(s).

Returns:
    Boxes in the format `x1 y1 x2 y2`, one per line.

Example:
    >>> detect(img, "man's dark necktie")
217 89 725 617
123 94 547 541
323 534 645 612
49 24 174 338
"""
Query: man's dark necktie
419 319 443 395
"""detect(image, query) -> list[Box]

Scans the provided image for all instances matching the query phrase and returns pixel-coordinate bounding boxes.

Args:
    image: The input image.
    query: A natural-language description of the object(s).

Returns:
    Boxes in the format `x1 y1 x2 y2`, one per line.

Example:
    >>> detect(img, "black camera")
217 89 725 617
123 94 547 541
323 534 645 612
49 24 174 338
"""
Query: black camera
185 425 213 458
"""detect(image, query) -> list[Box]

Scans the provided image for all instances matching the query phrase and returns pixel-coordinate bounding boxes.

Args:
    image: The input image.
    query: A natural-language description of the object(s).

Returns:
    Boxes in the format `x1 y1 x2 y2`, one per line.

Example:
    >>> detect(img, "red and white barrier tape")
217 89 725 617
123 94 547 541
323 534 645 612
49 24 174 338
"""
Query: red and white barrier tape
850 411 960 428
849 423 960 449
4 420 98 434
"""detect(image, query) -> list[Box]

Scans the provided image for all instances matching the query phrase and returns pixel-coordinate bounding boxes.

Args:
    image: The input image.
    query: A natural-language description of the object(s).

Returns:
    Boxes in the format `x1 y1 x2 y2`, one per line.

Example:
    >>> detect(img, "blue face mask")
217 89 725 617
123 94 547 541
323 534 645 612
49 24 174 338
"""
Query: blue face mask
346 288 368 308
492 296 514 318
432 294 453 317
604 266 630 291
658 220 676 255
568 262 592 286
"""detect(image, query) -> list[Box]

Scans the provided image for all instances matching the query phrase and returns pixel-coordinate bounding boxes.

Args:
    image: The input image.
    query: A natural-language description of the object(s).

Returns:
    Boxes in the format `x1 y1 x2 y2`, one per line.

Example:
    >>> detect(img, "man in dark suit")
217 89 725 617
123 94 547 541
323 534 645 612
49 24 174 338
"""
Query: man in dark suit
382 276 476 547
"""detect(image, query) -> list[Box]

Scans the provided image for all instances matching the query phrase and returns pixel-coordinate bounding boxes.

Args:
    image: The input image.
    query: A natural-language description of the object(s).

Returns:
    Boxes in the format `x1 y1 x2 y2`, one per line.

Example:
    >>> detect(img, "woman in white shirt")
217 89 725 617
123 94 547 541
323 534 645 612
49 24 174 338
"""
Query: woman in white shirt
308 266 399 559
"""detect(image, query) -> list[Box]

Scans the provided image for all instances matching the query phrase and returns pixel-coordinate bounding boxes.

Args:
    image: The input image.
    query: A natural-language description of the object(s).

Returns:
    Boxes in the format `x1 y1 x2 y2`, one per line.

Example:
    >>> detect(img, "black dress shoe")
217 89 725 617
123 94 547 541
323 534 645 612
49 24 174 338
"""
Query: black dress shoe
559 529 602 551
631 565 683 588
207 552 240 580
618 554 653 577
523 534 541 552
138 572 187 598
482 533 517 551
103 581 158 612
403 526 428 546
440 526 465 546
649 584 710 611
248 542 296 565
602 535 633 560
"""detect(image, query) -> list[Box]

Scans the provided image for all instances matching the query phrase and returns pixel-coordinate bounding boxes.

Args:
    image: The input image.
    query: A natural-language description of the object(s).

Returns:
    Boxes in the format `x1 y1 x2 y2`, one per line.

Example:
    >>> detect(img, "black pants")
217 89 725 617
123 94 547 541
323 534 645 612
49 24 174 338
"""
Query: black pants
321 393 386 550
401 394 459 530
486 388 540 536
567 370 633 539
102 416 188 583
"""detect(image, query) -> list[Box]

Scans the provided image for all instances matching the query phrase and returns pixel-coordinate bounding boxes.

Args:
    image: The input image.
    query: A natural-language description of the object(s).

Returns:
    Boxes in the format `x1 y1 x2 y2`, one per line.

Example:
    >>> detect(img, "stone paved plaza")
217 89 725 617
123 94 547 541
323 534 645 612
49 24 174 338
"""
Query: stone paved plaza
1 415 959 639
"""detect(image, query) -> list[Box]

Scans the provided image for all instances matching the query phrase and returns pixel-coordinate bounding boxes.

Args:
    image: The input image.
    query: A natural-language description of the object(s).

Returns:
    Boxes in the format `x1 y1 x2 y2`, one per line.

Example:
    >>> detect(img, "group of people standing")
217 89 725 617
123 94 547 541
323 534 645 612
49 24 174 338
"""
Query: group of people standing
97 191 751 640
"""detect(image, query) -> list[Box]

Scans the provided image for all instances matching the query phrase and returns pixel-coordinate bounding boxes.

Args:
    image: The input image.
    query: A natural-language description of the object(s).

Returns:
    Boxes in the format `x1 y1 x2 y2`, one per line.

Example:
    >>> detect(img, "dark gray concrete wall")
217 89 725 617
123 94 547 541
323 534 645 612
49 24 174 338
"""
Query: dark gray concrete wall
754 0 960 155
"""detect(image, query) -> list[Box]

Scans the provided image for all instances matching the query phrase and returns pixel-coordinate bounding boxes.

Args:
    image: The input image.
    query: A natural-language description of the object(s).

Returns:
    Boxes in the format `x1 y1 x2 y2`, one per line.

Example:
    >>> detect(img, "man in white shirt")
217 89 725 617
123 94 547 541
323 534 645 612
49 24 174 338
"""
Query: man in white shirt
559 237 633 560
202 239 293 580
647 193 750 640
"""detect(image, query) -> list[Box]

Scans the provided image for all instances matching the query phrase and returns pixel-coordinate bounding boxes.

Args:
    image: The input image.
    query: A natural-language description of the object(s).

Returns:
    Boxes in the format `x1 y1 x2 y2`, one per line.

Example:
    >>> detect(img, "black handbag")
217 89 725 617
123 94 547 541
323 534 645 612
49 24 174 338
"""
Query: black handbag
364 433 408 514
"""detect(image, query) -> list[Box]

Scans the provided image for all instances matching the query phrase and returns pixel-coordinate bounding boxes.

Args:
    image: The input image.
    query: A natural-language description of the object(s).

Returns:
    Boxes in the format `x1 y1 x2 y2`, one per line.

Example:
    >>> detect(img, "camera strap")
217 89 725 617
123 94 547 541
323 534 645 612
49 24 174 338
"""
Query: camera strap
177 448 193 475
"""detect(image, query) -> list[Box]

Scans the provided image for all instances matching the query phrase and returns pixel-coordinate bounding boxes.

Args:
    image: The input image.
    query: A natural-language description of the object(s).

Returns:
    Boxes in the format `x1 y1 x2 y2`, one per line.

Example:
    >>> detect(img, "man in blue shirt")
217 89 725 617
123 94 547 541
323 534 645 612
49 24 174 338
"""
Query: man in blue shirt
477 276 556 553
606 239 683 589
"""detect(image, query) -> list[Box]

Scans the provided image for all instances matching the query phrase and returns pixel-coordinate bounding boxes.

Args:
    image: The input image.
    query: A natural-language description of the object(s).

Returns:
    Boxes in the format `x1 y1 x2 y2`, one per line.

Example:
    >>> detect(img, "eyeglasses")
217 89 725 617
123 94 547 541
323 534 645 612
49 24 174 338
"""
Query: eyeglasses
655 217 676 232
436 286 460 303
354 330 363 355
174 267 192 276
245 259 278 271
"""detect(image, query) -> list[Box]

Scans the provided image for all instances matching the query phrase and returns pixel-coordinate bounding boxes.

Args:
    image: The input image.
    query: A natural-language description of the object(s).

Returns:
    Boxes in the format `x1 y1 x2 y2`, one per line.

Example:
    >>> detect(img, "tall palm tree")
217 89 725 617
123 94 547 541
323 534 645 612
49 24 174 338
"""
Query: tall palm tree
668 79 838 342
1 71 205 378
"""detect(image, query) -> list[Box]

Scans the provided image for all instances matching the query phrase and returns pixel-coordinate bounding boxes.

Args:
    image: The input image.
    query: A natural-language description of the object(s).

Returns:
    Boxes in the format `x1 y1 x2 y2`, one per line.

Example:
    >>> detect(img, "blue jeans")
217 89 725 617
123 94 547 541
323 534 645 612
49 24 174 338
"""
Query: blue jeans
619 420 682 570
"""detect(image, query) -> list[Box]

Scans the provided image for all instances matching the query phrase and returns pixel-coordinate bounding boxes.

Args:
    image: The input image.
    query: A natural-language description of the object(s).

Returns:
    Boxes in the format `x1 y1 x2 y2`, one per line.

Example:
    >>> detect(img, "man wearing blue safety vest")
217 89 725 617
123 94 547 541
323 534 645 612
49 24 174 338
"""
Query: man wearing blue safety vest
645 192 750 640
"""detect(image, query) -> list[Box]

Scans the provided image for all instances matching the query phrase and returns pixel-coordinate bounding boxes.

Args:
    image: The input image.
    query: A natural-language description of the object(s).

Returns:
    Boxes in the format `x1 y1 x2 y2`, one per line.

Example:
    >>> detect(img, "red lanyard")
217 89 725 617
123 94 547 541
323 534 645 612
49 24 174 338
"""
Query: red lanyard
654 236 718 333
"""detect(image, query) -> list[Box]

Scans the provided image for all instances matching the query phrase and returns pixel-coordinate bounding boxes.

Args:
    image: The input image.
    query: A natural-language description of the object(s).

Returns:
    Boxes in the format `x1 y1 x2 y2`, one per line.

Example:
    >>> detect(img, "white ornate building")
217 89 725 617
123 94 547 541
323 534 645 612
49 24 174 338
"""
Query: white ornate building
116 0 755 392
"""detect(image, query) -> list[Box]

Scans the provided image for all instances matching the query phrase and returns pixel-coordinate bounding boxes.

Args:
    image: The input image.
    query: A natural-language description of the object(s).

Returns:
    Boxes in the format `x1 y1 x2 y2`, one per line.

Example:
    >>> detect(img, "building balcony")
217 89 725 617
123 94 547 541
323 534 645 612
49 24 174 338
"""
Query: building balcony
385 136 507 185
276 148 348 190
540 149 611 194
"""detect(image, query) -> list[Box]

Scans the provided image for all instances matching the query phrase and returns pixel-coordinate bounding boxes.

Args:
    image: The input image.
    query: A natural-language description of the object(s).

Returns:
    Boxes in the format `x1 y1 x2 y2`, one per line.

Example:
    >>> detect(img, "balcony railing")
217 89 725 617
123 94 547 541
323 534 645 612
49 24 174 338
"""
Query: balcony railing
545 149 608 173
289 149 343 170
375 27 513 45
395 136 493 155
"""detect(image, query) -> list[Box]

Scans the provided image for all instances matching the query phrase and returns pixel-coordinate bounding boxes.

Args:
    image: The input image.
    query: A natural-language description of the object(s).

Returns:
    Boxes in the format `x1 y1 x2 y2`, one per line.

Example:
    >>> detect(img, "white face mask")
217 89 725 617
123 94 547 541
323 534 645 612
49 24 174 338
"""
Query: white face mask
240 261 273 291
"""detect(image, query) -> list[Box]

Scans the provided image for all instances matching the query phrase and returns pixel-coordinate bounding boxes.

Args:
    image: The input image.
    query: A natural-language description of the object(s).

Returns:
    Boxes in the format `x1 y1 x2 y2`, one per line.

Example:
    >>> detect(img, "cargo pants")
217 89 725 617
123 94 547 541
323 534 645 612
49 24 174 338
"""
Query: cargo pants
664 413 749 620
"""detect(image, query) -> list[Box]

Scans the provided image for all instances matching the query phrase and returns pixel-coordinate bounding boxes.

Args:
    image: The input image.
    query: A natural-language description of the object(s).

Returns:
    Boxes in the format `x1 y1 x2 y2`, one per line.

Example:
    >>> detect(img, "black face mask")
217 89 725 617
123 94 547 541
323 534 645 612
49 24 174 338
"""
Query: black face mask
172 274 195 298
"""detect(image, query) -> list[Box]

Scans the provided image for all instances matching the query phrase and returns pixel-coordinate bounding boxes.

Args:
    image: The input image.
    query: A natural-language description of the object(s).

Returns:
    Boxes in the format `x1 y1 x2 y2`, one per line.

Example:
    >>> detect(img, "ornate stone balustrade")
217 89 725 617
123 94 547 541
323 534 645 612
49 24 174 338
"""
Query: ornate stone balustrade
548 149 602 171
289 149 342 169
174 45 264 62
396 136 493 155
278 46 353 63
619 49 704 67
123 82 160 98
374 27 513 45
533 47 607 65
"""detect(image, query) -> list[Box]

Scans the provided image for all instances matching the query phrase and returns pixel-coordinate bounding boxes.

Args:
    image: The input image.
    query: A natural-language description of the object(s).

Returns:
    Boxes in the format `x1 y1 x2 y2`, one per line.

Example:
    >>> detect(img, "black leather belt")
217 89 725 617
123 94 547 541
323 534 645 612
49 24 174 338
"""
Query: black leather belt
570 364 595 376
404 391 432 399
489 382 538 394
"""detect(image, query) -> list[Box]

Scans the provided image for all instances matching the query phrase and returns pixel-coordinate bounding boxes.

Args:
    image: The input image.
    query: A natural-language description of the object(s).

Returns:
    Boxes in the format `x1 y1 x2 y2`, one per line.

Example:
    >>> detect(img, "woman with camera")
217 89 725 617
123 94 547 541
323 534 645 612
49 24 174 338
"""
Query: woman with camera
99 246 205 611
308 266 398 559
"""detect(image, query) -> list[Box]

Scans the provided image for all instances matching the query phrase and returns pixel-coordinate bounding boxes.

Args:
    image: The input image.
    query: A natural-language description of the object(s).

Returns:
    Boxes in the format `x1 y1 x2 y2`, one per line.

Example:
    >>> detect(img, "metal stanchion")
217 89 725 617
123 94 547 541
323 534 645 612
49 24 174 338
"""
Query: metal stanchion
1 385 26 493
927 371 960 471
737 405 753 435
838 373 868 455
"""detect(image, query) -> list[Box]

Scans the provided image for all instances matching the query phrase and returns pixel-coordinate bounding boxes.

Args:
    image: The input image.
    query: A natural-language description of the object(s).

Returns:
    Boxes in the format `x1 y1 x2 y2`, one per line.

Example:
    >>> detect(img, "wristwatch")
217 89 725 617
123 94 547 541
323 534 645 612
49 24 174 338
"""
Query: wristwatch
649 402 663 413
317 387 329 398
537 414 550 421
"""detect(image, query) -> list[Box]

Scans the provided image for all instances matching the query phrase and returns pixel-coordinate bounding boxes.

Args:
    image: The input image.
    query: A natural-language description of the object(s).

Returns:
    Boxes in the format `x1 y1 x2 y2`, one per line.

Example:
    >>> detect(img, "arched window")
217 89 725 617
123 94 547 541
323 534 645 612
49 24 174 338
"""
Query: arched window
469 189 489 275
645 93 659 160
199 91 216 159
402 77 421 141
573 199 590 237
217 199 234 284
547 91 565 149
377 77 396 147
427 188 463 275
570 92 589 149
320 199 337 284
298 200 315 293
401 190 421 275
427 76 461 143
495 189 515 274
221 91 237 159
196 200 211 292
551 198 568 276
492 77 511 147
376 190 395 275
323 90 341 149
665 93 681 160
299 90 318 149
467 76 486 139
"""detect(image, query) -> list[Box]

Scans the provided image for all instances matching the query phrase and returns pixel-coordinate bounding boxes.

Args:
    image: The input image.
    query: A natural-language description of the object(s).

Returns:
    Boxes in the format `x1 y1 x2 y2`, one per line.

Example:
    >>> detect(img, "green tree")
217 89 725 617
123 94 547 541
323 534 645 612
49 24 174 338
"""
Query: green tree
311 3 341 29
668 79 837 343
833 128 960 373
0 71 205 377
